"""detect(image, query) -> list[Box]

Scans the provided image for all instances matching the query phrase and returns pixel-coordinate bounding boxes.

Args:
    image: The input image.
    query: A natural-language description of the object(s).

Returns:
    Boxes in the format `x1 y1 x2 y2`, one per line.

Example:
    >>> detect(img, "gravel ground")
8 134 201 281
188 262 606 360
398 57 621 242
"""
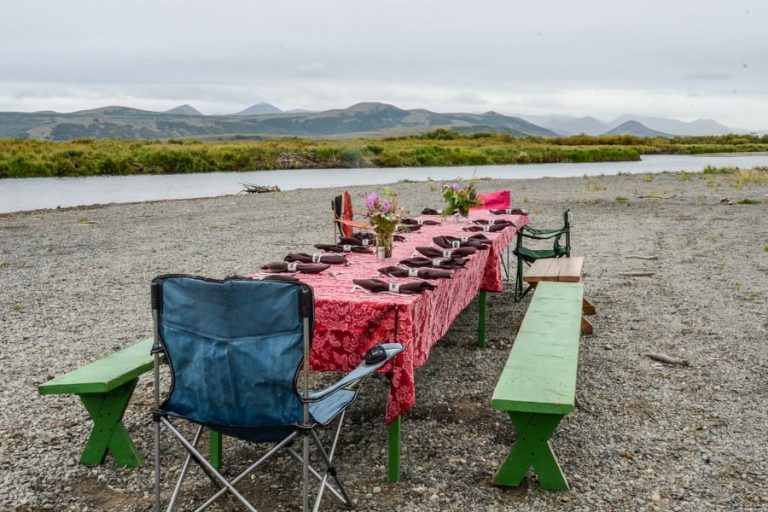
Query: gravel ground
1 170 767 511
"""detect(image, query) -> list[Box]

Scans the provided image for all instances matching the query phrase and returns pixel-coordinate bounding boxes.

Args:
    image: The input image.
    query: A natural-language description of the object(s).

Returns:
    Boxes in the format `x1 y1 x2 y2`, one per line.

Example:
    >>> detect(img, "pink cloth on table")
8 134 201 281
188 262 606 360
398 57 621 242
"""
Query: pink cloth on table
472 190 511 210
274 211 528 423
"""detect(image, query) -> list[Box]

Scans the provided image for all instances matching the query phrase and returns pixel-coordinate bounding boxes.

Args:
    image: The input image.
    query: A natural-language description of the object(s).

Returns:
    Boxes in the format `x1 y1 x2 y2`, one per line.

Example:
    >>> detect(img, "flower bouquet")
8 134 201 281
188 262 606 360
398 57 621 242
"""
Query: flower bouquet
364 189 405 258
441 179 482 219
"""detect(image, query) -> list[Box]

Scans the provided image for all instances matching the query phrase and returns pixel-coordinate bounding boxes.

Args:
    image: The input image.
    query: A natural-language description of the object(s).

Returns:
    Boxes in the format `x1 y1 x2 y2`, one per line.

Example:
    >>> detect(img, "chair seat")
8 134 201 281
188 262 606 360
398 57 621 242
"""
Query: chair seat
310 389 357 425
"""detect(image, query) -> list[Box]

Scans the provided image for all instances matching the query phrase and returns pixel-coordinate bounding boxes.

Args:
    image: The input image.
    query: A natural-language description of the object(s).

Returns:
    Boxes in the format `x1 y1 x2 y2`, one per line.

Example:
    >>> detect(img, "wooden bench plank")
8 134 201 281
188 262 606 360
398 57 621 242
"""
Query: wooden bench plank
492 282 583 415
557 256 584 282
39 338 154 395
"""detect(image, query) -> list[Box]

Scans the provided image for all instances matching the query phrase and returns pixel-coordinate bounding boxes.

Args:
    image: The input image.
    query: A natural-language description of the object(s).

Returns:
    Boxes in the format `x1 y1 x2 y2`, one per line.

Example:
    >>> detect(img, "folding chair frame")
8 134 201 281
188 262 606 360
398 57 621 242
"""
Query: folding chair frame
514 210 572 302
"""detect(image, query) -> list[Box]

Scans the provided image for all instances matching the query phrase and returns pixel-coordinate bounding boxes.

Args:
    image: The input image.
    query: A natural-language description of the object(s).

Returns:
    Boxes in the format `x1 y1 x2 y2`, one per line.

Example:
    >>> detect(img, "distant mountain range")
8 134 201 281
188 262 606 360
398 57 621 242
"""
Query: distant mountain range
523 113 734 136
0 101 753 141
0 102 556 140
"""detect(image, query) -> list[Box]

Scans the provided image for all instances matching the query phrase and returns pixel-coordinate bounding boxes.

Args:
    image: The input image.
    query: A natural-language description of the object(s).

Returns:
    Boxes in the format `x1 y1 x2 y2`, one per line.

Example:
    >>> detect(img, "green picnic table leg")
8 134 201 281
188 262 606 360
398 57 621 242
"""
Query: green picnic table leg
78 379 143 467
388 416 401 483
493 411 569 490
209 431 222 470
477 290 487 348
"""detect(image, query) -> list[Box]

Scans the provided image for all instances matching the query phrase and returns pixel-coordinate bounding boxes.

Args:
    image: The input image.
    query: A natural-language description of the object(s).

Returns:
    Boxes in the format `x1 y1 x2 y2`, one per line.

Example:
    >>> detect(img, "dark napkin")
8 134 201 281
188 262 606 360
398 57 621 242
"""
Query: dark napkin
421 208 441 215
393 234 406 242
397 224 421 233
432 235 489 250
353 278 436 294
378 266 453 279
352 232 376 242
314 243 373 254
462 223 512 233
262 262 330 274
399 257 468 269
490 208 529 215
473 219 515 227
285 253 348 265
416 246 477 259
401 218 441 226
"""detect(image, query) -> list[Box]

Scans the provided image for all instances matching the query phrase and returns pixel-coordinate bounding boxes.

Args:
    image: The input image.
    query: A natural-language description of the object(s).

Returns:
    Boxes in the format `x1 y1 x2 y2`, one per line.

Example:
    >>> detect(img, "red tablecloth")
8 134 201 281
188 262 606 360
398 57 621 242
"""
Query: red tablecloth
270 211 527 423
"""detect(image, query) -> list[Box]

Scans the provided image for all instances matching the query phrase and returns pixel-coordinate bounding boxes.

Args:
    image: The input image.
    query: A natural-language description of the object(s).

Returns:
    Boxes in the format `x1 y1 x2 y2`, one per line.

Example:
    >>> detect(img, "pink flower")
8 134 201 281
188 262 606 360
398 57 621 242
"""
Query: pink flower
451 183 460 190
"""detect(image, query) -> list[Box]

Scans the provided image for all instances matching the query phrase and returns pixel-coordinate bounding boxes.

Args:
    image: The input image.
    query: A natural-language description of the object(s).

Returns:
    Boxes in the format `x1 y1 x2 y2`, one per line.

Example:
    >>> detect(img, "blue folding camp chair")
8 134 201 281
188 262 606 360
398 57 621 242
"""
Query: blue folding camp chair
150 275 404 511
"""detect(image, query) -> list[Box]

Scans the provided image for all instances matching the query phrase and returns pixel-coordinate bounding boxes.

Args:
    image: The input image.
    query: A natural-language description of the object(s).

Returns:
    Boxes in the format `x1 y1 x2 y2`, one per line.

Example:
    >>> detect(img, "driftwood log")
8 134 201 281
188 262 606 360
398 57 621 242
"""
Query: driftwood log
241 183 281 194
642 352 690 366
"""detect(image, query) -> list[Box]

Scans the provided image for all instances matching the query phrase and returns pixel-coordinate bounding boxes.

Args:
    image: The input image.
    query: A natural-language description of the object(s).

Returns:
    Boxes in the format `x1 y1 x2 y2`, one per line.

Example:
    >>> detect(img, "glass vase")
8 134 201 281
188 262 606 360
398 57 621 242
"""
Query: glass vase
375 231 394 259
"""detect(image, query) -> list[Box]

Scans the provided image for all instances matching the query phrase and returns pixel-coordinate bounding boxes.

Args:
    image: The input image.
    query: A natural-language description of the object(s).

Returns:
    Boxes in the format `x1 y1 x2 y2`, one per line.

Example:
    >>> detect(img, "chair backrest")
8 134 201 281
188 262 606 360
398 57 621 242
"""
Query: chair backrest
151 275 313 430
475 190 511 210
332 191 355 237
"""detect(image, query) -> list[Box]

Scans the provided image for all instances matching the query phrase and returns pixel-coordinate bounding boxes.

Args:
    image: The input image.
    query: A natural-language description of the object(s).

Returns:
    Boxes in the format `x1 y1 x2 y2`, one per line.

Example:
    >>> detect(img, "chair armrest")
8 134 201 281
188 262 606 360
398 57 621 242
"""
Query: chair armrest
305 343 404 402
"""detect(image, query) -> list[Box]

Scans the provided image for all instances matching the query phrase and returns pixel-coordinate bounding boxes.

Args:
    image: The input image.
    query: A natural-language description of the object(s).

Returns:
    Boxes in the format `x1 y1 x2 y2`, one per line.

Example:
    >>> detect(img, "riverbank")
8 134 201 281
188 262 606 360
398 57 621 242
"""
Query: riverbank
3 132 768 178
1 171 767 510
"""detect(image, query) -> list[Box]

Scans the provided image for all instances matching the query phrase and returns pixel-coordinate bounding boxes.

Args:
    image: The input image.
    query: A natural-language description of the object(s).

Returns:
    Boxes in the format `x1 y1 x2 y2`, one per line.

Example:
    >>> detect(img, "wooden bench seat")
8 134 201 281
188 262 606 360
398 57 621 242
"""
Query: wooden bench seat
491 281 583 490
38 338 155 467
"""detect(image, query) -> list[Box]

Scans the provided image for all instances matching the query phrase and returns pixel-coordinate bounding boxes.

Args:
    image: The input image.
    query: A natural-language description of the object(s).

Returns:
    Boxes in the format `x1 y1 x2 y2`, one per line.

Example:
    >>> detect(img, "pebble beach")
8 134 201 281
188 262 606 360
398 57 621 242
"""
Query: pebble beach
1 170 767 511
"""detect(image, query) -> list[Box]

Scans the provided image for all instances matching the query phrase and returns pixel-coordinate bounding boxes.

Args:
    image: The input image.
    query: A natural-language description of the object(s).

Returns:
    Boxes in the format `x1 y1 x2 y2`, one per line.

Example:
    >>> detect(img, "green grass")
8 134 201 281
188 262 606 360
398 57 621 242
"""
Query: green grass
615 195 629 202
0 261 9 269
2 131 768 178
11 303 22 312
764 244 768 253
736 198 761 205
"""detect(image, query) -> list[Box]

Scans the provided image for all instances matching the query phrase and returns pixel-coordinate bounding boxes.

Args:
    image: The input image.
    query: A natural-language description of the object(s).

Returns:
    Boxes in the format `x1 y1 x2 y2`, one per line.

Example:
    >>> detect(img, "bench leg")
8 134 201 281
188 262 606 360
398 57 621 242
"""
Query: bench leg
388 416 401 483
209 431 222 470
477 290 487 348
581 316 593 335
582 297 596 316
79 379 143 467
493 411 568 490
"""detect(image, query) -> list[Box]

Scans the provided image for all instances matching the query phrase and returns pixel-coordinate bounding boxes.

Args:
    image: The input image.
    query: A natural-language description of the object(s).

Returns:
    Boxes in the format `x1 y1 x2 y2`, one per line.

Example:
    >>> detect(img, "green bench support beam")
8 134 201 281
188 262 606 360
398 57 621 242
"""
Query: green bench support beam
39 338 155 467
491 282 583 490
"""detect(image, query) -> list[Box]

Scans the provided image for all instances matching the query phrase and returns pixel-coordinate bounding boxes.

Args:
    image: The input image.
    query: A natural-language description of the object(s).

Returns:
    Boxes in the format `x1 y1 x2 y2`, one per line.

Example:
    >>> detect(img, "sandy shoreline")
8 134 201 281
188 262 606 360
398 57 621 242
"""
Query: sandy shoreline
1 171 767 510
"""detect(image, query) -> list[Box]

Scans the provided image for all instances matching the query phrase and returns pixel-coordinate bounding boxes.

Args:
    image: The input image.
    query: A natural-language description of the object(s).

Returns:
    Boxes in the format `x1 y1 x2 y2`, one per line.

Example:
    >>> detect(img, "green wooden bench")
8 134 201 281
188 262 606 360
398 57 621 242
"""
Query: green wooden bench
39 338 225 470
38 338 155 468
491 281 583 490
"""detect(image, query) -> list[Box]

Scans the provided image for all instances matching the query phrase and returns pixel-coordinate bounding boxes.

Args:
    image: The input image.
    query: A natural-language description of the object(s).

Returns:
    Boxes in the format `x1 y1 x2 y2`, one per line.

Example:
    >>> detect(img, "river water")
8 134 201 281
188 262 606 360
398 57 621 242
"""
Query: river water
1 153 767 214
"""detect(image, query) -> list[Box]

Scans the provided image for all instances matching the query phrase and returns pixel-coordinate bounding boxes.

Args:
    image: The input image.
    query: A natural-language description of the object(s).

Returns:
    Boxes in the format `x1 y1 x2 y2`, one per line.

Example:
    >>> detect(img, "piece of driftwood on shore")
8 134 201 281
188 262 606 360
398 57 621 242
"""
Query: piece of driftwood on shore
642 351 690 366
625 254 659 260
241 183 281 194
619 271 656 277
637 193 677 199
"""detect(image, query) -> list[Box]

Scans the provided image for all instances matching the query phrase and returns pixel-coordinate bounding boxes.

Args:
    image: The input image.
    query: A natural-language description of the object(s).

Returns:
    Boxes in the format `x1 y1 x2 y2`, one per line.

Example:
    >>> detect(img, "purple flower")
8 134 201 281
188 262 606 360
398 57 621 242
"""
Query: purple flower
366 193 378 211
380 200 391 213
451 183 460 190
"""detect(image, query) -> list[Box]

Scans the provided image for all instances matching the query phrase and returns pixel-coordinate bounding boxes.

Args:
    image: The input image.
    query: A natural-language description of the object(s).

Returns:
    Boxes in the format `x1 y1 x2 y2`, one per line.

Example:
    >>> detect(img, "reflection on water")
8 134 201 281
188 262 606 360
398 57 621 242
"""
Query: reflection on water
1 153 767 214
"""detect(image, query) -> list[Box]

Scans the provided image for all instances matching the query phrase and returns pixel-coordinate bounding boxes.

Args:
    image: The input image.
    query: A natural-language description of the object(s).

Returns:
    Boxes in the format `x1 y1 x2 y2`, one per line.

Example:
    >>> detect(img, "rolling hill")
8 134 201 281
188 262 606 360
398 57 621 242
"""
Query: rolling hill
0 102 557 140
165 104 204 116
603 120 671 137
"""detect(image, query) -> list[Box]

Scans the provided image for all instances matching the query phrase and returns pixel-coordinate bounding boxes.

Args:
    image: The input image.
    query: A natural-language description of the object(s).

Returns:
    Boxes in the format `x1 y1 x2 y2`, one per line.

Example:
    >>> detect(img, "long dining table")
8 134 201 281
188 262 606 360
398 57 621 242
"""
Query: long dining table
295 210 529 482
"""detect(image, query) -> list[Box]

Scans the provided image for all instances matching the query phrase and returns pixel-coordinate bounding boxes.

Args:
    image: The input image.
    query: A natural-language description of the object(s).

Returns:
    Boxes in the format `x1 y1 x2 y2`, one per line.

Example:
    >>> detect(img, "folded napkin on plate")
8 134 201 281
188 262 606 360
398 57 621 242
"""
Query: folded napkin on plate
353 278 436 294
251 274 300 282
432 235 489 250
314 243 373 254
393 234 406 242
399 257 468 269
415 246 477 259
285 253 348 265
401 218 441 226
262 262 330 274
397 224 421 233
490 208 528 215
378 266 453 279
462 223 512 233
338 236 364 246
421 208 441 215
473 219 515 227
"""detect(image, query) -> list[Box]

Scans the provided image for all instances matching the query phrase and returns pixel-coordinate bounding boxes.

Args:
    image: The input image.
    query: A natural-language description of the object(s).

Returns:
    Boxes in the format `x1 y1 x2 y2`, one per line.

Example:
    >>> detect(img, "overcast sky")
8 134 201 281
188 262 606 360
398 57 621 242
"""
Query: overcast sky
1 0 765 129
